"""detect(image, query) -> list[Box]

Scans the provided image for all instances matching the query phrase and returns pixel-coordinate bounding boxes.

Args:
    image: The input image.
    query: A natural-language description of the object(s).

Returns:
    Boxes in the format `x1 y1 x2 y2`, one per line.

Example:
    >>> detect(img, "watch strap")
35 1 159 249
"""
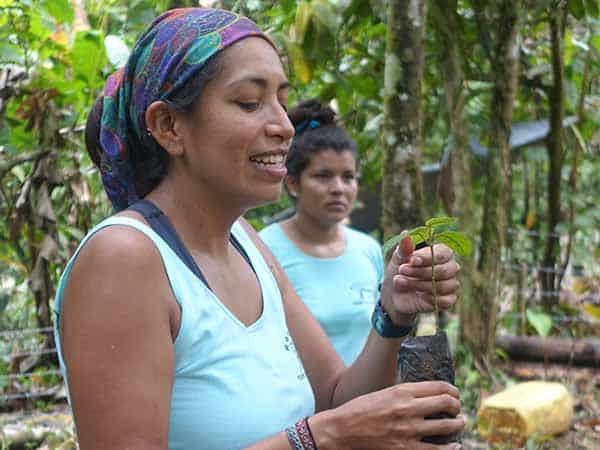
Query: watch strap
371 300 415 338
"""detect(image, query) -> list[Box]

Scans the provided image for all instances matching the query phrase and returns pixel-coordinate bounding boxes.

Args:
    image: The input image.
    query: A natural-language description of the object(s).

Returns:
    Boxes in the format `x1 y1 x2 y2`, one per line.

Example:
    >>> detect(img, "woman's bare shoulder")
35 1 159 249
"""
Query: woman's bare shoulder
63 214 170 313
76 211 156 263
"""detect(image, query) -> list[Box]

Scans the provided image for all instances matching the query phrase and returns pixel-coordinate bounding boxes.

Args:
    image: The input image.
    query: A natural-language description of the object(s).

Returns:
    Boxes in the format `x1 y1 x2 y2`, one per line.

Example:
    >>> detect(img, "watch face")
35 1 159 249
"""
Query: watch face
374 314 384 333
372 303 389 336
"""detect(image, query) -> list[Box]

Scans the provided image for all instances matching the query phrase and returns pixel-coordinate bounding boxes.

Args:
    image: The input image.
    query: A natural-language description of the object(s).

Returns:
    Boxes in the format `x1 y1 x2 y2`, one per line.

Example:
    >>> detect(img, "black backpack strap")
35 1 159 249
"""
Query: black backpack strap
127 199 255 290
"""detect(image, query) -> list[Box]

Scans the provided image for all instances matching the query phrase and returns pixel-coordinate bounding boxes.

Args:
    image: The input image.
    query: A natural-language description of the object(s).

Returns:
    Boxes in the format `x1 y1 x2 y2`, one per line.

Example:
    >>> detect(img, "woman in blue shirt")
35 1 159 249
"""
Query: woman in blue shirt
54 8 464 450
260 99 384 366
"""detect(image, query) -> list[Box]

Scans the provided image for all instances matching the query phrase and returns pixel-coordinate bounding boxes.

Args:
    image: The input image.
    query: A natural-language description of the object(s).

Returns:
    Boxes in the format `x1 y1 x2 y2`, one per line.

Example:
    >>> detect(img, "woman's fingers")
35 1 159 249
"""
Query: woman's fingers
410 394 462 418
409 244 454 266
433 295 458 309
415 416 465 440
394 276 459 296
334 382 464 449
398 381 460 399
399 235 415 259
399 261 461 281
389 236 415 266
413 439 463 450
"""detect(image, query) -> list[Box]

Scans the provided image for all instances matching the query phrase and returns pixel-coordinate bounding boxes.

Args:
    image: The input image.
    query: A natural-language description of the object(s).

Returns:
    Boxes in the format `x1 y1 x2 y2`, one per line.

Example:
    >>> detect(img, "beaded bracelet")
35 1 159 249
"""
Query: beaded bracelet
285 417 318 450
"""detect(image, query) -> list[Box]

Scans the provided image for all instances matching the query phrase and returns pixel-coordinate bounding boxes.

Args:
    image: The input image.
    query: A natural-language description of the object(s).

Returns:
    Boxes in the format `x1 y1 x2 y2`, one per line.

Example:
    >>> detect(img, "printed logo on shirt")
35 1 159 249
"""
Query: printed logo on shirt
284 332 307 381
349 282 378 305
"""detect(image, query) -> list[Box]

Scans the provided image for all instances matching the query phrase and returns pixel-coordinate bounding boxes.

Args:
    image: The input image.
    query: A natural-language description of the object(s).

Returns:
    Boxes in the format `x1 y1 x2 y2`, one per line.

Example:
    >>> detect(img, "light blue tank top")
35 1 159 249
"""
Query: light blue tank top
259 223 384 366
53 217 315 450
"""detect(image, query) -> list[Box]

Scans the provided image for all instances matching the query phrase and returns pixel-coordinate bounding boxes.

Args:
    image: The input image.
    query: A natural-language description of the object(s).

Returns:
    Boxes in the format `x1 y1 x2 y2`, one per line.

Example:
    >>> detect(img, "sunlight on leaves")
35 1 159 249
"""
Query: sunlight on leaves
436 231 473 257
526 309 553 337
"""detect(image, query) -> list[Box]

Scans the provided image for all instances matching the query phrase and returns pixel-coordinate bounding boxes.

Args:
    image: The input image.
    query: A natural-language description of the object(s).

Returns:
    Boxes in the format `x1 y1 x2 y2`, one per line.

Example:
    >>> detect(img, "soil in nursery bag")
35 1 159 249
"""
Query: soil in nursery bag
398 330 460 445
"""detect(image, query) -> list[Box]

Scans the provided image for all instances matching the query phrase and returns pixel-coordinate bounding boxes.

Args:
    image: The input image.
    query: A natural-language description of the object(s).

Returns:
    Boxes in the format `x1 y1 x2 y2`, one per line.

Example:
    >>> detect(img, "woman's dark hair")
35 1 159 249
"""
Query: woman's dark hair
286 99 359 182
85 95 104 169
84 52 224 200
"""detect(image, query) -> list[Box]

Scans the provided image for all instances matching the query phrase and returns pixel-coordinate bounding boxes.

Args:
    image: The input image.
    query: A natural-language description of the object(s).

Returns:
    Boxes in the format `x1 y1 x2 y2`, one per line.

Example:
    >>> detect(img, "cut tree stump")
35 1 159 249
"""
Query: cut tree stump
496 334 600 367
477 381 574 447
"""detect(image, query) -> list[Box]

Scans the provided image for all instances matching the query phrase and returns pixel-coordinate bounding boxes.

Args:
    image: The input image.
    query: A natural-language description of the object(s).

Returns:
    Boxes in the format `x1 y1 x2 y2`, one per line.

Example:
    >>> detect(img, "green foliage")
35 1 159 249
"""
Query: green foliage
0 0 146 336
0 5 596 449
43 0 74 24
382 216 473 259
526 309 554 337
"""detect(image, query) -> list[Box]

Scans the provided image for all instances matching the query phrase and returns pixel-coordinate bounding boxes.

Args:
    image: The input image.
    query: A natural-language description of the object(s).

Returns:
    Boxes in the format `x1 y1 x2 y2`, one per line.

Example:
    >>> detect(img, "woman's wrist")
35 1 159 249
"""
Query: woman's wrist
378 287 417 326
378 281 417 328
305 410 346 450
286 416 320 450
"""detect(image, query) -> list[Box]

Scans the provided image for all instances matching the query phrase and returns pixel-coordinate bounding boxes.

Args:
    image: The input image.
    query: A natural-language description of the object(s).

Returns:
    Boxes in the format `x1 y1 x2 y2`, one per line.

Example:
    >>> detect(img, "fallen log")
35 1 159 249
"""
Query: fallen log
496 334 600 367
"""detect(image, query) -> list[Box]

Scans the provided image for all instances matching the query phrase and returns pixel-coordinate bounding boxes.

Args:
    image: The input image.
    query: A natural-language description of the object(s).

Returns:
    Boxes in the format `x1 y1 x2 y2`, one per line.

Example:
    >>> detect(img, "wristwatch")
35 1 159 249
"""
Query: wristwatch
371 300 415 338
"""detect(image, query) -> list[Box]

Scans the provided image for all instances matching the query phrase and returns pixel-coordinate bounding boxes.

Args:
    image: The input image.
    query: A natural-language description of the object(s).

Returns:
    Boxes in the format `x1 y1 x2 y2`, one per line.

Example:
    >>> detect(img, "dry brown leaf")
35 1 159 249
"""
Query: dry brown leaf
34 182 57 223
573 417 600 432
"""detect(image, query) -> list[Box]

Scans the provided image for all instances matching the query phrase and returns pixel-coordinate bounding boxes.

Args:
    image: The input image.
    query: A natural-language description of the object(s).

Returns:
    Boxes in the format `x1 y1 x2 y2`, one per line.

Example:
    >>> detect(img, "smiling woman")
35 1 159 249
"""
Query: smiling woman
52 7 464 450
146 36 294 208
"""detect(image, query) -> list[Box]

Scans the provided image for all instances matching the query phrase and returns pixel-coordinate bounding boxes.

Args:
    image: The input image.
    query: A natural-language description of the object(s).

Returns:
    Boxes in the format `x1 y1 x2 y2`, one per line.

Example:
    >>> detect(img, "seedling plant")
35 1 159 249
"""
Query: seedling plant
382 216 472 330
383 216 473 444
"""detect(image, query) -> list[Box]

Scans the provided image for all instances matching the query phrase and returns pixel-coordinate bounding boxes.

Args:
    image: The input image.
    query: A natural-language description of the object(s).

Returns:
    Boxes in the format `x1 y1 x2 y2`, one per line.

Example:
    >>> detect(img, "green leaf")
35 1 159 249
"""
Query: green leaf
583 303 600 319
287 42 313 83
592 34 600 53
564 30 576 67
311 0 339 36
584 0 599 17
526 309 553 337
29 8 53 40
435 231 473 257
382 230 410 258
569 124 587 152
409 226 429 246
72 31 106 86
294 1 313 43
568 0 586 19
43 0 74 24
0 42 24 64
425 216 456 228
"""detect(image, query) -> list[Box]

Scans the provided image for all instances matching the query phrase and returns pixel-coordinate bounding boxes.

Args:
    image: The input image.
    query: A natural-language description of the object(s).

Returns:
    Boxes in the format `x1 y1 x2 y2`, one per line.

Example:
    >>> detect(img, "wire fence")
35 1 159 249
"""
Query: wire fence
0 325 64 406
0 327 53 339
503 263 568 275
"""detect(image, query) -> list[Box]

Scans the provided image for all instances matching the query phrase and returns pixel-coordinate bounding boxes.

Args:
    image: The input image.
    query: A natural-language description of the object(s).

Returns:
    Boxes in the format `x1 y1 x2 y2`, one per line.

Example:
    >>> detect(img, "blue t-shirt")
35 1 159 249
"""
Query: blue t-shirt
53 217 315 450
259 223 384 366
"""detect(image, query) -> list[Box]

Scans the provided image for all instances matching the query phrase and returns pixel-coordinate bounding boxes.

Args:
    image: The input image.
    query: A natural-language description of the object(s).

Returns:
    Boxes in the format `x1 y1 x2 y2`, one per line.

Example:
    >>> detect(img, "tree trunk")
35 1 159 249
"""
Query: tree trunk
429 0 476 345
471 0 521 362
541 8 565 310
381 0 425 239
559 27 594 291
496 334 600 367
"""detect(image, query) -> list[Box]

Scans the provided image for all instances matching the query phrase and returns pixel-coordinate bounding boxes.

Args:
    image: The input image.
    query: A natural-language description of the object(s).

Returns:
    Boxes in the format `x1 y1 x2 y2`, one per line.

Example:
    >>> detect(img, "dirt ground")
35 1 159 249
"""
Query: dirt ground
462 361 600 450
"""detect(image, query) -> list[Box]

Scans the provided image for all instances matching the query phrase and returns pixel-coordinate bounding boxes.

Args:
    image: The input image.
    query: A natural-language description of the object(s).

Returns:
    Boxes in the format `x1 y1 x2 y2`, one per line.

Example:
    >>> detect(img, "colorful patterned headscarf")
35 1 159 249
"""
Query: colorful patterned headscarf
99 8 274 211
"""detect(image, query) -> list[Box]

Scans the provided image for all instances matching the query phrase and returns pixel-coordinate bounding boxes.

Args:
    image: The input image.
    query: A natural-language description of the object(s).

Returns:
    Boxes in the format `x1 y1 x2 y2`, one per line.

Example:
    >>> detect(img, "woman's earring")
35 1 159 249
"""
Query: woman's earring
146 127 152 136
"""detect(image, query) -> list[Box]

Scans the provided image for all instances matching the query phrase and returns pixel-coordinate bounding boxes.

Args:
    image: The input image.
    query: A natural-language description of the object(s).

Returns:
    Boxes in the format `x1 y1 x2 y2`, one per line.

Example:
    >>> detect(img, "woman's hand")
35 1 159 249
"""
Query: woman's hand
311 381 464 450
380 237 461 325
